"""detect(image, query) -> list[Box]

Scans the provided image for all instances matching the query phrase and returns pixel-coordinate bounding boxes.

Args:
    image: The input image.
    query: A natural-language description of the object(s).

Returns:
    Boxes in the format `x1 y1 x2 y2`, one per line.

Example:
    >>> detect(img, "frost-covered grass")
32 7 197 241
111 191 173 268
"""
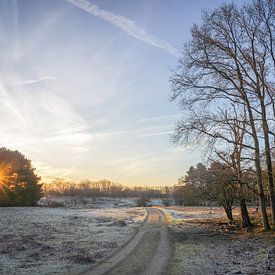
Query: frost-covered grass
39 197 138 209
168 224 275 275
0 206 146 275
166 207 275 274
163 206 226 222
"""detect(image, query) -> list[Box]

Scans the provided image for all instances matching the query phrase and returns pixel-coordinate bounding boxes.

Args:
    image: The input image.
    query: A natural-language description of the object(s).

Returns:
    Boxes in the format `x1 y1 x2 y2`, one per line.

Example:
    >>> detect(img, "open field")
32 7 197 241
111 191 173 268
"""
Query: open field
1 205 275 275
0 206 146 274
38 197 138 209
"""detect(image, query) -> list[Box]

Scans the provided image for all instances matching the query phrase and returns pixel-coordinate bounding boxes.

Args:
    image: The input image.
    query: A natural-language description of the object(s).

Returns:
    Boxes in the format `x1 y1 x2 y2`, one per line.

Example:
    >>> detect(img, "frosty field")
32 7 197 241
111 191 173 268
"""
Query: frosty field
164 206 226 221
0 206 146 275
165 206 275 274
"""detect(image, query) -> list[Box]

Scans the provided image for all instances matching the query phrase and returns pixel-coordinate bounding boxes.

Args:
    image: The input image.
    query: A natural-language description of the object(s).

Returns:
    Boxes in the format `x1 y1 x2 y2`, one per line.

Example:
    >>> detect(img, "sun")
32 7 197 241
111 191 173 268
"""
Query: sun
0 163 14 189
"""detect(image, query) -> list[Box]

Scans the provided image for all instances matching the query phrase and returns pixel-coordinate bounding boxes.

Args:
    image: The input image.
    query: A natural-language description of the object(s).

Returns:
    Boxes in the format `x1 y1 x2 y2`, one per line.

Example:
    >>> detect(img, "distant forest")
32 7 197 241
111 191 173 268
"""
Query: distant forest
43 179 173 199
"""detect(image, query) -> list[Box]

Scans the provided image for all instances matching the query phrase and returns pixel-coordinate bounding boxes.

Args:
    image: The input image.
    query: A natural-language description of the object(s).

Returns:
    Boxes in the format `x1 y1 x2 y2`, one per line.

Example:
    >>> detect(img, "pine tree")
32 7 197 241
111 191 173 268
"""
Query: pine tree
0 148 43 206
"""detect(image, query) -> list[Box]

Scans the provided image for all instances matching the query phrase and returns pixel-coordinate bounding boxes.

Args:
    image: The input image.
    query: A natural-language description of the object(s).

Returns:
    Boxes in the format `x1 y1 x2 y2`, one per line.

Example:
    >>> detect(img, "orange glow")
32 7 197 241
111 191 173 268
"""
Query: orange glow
0 163 23 203
0 164 11 184
0 163 17 193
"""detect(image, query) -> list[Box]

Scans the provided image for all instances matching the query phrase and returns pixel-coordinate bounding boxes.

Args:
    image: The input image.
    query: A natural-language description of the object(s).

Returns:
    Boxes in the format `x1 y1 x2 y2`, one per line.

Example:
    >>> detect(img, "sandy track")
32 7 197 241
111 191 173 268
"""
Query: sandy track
82 208 170 275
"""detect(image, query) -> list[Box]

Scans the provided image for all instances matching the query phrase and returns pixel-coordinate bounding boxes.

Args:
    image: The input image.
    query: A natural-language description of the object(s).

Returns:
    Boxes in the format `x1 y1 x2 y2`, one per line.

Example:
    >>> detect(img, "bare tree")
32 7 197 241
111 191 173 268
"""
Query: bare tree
213 108 253 227
240 0 275 224
170 0 274 230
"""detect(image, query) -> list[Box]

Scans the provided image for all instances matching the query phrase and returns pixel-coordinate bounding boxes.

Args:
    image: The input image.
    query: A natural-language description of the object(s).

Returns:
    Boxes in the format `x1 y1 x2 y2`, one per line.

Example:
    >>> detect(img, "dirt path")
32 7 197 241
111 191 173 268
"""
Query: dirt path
82 207 170 275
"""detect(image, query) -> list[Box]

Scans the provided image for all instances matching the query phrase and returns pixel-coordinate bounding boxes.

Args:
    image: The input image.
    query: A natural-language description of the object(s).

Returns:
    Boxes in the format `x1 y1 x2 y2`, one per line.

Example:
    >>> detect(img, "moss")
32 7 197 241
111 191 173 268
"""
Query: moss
169 241 209 274
168 228 210 275
256 250 268 261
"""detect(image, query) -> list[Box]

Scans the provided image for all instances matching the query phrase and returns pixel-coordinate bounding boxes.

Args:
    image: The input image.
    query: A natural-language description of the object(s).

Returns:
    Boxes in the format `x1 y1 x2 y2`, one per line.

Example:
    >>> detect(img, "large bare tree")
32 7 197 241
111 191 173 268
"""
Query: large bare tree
171 0 274 230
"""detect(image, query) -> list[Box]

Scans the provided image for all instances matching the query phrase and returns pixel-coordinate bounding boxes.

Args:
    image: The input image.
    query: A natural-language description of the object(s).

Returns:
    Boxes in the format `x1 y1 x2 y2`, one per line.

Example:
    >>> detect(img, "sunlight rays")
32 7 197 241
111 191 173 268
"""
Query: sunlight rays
0 162 19 198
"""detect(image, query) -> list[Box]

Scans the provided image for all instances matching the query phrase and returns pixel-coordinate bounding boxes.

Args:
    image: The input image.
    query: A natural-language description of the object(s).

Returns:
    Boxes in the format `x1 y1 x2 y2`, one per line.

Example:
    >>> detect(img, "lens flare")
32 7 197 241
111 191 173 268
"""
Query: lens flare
0 163 19 197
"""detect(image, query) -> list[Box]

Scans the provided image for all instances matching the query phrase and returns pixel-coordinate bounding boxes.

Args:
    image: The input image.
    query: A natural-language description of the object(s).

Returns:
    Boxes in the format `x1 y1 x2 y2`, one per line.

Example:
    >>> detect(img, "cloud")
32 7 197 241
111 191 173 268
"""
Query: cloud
7 76 56 86
87 124 173 140
138 131 173 137
65 0 177 56
138 114 182 122
0 78 92 154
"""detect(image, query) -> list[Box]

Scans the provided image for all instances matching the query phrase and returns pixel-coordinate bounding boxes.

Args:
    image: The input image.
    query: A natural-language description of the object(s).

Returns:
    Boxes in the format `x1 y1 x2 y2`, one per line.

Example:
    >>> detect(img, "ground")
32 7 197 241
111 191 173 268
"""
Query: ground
0 205 146 274
1 203 275 275
165 207 275 275
85 208 170 275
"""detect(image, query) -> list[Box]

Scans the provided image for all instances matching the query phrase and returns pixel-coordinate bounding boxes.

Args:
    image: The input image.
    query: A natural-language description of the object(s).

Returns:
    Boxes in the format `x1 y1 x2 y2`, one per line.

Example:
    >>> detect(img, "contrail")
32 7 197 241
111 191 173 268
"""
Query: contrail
65 0 177 56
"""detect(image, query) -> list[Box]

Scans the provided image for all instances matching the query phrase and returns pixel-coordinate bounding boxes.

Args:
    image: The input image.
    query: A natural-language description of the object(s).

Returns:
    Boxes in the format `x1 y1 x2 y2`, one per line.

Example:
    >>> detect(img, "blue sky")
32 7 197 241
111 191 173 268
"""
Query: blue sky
0 0 247 186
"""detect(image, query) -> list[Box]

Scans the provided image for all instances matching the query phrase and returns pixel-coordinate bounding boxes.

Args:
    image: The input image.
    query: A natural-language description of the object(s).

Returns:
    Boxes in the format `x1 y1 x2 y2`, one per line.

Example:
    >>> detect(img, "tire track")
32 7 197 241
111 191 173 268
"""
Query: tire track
82 208 170 275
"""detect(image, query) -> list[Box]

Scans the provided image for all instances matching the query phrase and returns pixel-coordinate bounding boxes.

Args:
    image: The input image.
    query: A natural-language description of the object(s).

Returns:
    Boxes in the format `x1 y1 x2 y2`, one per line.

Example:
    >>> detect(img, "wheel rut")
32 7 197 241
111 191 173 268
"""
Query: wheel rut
82 207 170 275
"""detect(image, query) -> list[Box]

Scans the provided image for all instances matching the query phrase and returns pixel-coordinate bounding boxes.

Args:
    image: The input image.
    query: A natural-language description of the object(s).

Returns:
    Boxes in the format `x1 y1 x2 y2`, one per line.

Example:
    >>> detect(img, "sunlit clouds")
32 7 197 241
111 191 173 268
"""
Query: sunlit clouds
0 0 219 185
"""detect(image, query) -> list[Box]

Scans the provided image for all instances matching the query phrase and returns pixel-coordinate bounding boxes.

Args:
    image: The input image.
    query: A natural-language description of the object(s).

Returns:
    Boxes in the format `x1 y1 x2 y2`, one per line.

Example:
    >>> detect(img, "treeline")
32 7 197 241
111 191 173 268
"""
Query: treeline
170 0 274 230
43 179 173 199
173 162 272 225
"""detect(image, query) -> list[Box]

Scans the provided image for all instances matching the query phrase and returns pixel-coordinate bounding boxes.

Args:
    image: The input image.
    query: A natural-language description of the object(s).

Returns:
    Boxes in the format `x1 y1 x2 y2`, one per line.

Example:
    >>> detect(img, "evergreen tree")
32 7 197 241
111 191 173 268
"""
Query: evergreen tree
0 148 42 206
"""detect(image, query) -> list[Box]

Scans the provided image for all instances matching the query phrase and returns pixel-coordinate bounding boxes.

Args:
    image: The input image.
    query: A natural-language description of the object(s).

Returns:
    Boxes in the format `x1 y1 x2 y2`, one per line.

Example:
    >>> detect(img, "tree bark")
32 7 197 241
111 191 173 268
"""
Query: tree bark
246 104 270 230
260 99 275 225
239 196 253 228
223 205 233 223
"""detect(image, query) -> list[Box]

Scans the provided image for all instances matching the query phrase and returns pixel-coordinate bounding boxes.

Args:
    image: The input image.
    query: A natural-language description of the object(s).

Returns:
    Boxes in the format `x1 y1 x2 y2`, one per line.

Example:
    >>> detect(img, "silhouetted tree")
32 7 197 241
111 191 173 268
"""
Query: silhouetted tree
0 148 42 206
173 182 185 206
182 162 236 222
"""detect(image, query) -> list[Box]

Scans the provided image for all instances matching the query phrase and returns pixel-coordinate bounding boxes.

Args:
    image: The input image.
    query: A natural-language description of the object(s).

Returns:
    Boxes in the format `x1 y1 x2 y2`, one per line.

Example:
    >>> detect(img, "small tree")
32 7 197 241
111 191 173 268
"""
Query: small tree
0 148 42 206
179 184 201 206
173 182 185 206
206 162 236 223
184 162 237 222
137 197 151 207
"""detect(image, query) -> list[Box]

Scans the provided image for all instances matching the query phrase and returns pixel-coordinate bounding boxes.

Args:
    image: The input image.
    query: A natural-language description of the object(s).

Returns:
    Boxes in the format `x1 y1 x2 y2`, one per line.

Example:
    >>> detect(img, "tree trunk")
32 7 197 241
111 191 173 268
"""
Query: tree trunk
223 205 233 223
255 149 270 230
246 104 270 230
239 197 253 227
238 181 252 227
260 99 275 225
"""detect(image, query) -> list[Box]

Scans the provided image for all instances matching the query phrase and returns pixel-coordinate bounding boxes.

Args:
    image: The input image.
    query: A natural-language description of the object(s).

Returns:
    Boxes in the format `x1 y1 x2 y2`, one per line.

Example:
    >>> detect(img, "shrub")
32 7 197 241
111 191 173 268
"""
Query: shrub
137 197 150 207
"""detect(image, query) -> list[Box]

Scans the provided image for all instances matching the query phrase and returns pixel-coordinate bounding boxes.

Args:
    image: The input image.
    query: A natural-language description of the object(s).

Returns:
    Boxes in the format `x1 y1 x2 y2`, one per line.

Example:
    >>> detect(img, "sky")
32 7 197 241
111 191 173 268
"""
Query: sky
0 0 247 186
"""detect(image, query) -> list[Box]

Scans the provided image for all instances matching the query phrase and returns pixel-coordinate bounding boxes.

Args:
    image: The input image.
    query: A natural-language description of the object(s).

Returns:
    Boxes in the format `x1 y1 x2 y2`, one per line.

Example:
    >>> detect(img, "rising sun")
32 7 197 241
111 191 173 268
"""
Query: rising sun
0 163 14 190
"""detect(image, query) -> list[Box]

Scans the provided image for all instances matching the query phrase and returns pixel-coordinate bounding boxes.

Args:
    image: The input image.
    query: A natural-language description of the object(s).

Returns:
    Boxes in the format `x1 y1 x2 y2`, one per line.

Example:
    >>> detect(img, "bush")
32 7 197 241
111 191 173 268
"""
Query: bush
162 198 173 206
137 197 150 207
48 200 65 208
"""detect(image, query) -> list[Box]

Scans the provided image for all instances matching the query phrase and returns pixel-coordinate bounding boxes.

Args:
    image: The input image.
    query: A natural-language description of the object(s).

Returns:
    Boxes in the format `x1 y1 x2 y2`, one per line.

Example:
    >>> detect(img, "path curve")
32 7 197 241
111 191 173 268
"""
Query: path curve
82 207 170 275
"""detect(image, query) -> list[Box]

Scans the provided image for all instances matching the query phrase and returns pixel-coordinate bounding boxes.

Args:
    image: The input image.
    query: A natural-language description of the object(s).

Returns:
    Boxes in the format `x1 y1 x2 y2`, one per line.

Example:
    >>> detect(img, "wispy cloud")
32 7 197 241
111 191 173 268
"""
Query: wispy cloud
65 0 177 56
0 78 92 154
139 131 173 137
7 76 56 86
88 124 173 139
138 114 181 122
